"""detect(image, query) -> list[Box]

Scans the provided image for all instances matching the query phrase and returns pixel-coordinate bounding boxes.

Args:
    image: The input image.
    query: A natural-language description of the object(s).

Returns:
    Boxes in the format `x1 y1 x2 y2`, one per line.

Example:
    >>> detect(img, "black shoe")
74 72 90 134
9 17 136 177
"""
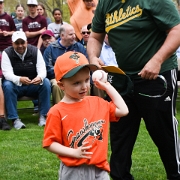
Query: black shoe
0 117 11 130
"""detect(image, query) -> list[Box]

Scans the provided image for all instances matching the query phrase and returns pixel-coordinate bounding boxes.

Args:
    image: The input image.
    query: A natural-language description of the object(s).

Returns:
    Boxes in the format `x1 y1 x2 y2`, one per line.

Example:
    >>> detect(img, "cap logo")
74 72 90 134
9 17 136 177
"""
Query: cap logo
69 53 80 64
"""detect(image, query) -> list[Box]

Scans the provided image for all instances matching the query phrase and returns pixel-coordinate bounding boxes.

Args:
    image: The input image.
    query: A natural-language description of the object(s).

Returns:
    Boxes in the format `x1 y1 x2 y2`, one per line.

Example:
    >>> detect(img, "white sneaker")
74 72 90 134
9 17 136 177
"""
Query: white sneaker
14 119 26 130
38 115 46 127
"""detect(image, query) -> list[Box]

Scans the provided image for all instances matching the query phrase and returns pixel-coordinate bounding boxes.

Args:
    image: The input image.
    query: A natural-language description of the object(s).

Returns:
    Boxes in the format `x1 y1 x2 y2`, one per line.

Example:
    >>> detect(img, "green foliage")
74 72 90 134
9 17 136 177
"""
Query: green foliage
0 98 180 179
4 0 70 23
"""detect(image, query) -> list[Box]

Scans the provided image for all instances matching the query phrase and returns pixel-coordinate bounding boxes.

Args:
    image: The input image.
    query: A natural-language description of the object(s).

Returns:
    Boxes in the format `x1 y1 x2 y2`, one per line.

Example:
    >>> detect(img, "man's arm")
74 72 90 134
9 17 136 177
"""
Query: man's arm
1 51 21 86
36 49 46 81
139 23 180 79
87 32 106 67
24 27 46 38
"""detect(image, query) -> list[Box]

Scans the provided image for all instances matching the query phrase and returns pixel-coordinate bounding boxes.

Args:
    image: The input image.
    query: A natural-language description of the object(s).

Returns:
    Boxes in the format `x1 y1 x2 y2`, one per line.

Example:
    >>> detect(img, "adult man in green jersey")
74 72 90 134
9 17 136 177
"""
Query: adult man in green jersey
87 0 180 179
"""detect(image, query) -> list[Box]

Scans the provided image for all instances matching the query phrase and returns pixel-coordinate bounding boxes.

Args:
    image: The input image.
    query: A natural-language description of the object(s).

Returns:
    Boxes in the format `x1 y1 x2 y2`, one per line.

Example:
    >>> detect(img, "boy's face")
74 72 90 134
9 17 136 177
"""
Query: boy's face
59 67 90 102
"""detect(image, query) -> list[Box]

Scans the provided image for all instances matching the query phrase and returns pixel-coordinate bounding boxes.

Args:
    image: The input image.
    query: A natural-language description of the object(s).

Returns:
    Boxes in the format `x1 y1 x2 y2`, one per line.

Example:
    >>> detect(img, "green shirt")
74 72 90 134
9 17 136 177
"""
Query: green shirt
92 0 180 75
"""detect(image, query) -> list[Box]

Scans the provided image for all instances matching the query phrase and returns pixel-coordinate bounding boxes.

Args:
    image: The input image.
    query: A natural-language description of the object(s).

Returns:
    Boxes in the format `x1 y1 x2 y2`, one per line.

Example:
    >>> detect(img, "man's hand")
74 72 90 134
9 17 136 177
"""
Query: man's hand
90 57 104 68
20 77 32 85
2 31 9 36
39 27 46 35
138 58 162 80
31 76 42 84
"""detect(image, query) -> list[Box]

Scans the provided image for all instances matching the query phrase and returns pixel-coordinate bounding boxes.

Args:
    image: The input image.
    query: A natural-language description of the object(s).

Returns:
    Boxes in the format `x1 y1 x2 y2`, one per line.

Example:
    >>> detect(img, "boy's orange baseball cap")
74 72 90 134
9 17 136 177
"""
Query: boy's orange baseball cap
54 51 98 81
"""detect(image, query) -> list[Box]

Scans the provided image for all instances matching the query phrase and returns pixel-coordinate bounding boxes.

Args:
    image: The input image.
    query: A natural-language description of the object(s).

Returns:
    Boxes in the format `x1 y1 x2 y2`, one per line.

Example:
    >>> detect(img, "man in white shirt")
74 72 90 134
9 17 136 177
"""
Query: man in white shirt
1 31 51 129
100 34 118 67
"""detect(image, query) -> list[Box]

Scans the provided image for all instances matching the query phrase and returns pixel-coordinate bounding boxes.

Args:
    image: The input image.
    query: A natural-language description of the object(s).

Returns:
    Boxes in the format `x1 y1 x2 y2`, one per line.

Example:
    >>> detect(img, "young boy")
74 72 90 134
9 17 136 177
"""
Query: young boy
43 51 128 180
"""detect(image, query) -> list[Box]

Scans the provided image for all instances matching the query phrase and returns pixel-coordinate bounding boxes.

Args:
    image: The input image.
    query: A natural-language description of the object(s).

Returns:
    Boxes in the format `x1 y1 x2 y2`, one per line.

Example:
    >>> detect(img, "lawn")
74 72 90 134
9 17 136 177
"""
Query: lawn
0 99 180 180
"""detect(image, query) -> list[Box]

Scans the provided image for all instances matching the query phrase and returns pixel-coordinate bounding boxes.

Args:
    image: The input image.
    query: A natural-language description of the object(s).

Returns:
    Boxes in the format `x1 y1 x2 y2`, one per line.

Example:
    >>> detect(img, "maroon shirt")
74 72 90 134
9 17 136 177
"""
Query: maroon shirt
0 12 16 51
22 15 47 46
0 54 2 78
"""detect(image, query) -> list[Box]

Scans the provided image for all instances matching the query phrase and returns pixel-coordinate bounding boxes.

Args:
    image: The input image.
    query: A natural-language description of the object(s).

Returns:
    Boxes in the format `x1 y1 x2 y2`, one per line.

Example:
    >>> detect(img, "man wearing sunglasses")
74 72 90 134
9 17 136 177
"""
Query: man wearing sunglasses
22 0 47 47
79 25 91 48
43 23 87 105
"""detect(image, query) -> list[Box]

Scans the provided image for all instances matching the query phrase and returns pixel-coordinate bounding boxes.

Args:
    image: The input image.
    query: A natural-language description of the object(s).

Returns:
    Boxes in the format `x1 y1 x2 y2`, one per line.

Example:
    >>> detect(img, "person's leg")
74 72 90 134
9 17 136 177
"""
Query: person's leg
38 78 51 115
0 79 5 116
139 69 180 180
32 99 39 113
2 79 26 129
0 79 11 130
25 78 51 116
2 80 19 120
110 94 141 180
51 79 64 104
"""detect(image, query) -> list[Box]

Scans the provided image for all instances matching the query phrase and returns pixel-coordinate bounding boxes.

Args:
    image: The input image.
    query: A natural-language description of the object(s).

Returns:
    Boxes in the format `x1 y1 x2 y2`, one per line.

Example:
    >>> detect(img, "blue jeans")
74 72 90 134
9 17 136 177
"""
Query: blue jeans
2 78 51 120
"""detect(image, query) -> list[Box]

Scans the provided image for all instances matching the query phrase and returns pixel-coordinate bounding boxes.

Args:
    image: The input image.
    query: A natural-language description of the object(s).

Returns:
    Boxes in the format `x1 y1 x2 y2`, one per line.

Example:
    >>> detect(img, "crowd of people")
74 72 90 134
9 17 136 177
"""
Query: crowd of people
0 0 95 130
1 0 180 179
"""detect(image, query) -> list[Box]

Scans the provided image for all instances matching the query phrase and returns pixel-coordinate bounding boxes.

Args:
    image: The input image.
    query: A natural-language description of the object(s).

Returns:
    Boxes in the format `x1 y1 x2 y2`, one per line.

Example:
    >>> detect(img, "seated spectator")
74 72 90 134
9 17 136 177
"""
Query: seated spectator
0 54 11 130
1 31 51 130
79 24 91 48
48 8 68 39
40 30 56 54
43 23 87 104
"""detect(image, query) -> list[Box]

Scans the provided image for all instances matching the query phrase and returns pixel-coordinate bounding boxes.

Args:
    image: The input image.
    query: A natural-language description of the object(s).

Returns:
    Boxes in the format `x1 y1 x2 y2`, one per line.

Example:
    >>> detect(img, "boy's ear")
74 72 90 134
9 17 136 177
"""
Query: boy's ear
57 81 65 90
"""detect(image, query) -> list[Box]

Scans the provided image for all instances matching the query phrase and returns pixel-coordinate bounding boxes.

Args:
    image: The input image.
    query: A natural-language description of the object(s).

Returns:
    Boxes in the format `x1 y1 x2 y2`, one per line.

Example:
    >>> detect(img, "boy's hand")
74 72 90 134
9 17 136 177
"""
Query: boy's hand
93 79 111 91
74 142 93 159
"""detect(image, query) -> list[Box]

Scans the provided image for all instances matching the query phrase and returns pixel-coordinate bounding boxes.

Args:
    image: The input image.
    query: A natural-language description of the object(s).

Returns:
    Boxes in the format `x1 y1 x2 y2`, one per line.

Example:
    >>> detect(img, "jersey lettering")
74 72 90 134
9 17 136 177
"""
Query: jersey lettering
105 5 143 32
0 19 9 26
28 22 41 29
68 118 105 148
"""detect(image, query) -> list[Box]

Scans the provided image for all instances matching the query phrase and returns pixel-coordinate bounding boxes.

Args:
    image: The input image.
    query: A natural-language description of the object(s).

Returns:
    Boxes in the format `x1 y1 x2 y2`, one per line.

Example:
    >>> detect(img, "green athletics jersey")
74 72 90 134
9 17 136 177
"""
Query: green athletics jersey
92 0 180 75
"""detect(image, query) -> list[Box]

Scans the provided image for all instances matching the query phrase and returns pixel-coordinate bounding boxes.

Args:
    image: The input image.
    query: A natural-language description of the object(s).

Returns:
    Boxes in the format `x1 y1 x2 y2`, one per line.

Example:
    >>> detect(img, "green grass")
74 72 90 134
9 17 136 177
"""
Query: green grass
0 99 180 180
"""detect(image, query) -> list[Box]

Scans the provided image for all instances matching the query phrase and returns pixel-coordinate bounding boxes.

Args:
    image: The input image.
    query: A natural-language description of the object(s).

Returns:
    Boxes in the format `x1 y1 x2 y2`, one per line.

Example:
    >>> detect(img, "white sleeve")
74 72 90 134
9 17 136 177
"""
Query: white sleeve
36 49 46 82
1 51 22 86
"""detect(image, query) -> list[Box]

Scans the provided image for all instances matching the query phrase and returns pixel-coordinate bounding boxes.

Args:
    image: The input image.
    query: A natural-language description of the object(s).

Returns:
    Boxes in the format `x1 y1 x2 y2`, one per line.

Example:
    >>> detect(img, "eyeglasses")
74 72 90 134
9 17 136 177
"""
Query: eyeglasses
82 31 91 35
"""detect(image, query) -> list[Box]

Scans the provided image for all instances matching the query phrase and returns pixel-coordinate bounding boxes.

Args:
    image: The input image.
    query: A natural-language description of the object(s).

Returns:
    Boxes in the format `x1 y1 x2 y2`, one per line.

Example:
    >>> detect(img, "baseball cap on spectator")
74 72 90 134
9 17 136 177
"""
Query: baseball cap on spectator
27 0 38 5
0 0 4 2
54 51 98 81
12 31 27 42
41 30 54 39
